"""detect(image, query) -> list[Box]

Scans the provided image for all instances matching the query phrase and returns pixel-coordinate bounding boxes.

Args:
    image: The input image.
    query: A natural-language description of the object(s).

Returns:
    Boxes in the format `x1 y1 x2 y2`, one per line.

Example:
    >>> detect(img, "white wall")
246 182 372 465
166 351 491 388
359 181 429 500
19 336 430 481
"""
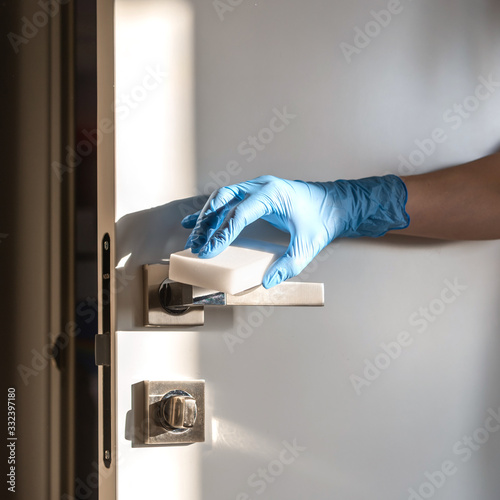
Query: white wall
115 1 500 499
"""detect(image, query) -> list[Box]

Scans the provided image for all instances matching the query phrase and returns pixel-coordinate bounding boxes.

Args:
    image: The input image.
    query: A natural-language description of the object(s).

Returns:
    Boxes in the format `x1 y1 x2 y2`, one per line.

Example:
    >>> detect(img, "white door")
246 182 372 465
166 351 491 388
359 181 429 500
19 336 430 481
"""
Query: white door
98 1 500 499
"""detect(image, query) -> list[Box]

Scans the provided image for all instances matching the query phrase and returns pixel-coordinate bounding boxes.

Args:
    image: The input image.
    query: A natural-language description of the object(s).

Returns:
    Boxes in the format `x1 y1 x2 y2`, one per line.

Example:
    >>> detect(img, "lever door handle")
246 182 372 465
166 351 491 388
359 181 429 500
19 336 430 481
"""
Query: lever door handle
161 280 324 309
143 262 324 327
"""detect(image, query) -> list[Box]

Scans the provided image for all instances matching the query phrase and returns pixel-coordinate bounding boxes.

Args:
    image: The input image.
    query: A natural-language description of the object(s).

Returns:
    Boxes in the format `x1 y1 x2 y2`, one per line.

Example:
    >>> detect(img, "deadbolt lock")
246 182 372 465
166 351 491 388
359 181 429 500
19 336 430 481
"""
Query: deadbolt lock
159 390 197 430
132 380 205 446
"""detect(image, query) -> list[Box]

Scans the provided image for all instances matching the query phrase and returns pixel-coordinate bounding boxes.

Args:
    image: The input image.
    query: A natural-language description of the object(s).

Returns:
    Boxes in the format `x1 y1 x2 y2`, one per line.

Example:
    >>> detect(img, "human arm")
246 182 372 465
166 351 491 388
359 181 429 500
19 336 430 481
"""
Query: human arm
181 154 500 288
398 154 500 240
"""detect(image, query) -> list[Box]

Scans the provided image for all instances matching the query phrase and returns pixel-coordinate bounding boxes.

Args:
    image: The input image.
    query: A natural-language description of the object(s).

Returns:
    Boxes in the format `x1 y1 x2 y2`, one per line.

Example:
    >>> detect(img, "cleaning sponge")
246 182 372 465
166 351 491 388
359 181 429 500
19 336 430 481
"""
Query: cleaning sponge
169 245 280 295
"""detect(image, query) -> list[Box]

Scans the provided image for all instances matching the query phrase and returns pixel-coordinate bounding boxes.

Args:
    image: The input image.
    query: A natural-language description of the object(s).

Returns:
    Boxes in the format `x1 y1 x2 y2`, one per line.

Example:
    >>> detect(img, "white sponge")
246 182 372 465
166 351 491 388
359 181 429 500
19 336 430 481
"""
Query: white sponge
169 244 280 295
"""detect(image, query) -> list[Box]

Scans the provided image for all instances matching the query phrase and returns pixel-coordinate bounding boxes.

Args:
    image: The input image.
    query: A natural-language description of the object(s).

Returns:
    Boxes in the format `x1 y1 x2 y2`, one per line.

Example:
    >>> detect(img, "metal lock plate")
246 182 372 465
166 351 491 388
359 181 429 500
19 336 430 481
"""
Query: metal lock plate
132 380 205 446
143 263 204 327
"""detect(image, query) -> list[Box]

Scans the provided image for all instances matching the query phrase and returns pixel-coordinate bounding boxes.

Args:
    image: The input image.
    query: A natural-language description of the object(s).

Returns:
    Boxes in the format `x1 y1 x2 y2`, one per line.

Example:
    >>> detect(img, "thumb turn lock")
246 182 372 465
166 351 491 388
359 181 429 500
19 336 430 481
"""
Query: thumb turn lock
159 390 197 431
132 380 205 446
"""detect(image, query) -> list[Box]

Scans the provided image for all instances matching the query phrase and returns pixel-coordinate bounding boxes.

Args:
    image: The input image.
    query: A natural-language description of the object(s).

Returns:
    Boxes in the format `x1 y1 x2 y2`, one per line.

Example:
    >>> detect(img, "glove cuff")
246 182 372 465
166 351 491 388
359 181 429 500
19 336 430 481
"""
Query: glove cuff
330 175 410 238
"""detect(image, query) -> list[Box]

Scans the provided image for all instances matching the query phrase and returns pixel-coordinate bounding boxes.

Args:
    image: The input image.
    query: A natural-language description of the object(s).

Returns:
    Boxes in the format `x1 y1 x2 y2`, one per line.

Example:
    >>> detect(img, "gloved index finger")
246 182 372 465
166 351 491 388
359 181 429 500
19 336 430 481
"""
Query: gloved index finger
185 179 265 253
198 194 269 258
181 211 201 228
197 184 247 218
189 178 264 221
185 191 241 252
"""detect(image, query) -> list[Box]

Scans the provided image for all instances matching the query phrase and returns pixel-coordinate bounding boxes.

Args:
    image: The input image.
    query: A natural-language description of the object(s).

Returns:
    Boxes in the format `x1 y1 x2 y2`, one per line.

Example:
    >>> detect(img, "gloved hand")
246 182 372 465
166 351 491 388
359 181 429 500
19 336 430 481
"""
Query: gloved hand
181 175 409 288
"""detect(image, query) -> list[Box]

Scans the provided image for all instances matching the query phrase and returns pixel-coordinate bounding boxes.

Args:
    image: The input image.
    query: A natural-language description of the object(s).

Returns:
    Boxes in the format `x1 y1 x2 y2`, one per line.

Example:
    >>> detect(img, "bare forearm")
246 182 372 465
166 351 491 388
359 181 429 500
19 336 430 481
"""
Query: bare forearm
397 154 500 240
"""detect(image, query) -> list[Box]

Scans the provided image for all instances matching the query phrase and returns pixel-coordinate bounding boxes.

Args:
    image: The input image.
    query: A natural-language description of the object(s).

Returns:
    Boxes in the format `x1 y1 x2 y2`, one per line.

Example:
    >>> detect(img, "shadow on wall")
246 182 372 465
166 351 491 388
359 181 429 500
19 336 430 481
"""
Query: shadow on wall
115 196 202 329
114 194 295 329
116 197 200 269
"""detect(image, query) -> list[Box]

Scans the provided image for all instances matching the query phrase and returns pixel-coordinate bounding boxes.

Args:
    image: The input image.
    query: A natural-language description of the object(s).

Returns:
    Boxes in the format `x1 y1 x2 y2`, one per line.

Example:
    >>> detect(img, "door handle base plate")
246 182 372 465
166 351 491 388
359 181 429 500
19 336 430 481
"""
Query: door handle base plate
143 263 204 327
132 380 205 446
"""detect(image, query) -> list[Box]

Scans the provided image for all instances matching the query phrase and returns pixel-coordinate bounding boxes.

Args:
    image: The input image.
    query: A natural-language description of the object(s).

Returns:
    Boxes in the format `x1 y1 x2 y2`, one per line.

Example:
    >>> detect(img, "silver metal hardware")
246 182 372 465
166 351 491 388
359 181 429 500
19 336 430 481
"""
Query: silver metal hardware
144 261 324 327
143 263 204 327
132 380 205 446
159 391 197 430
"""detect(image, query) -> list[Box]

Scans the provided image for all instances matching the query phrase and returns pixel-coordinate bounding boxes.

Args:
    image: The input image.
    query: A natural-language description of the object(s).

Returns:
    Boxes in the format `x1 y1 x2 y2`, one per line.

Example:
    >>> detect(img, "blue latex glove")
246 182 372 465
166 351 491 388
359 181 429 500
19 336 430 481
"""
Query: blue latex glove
181 175 409 288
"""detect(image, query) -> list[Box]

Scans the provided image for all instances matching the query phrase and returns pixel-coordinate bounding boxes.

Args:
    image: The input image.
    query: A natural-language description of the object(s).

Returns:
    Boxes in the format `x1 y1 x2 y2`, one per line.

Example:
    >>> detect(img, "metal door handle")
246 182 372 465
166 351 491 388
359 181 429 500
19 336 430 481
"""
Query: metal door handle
143 262 324 327
160 280 323 309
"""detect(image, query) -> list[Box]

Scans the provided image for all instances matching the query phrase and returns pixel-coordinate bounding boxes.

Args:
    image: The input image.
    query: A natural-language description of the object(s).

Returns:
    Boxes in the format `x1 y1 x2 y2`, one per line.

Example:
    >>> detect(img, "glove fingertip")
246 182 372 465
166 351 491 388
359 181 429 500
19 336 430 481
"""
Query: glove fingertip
198 243 219 259
181 214 198 228
185 235 203 253
184 242 201 253
263 267 286 289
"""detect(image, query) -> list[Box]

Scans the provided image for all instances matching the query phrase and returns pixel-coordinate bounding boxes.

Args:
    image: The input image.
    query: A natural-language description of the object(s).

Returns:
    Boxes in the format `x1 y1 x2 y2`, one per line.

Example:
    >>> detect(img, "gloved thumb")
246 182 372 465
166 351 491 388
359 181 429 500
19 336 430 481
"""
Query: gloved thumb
262 240 308 289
